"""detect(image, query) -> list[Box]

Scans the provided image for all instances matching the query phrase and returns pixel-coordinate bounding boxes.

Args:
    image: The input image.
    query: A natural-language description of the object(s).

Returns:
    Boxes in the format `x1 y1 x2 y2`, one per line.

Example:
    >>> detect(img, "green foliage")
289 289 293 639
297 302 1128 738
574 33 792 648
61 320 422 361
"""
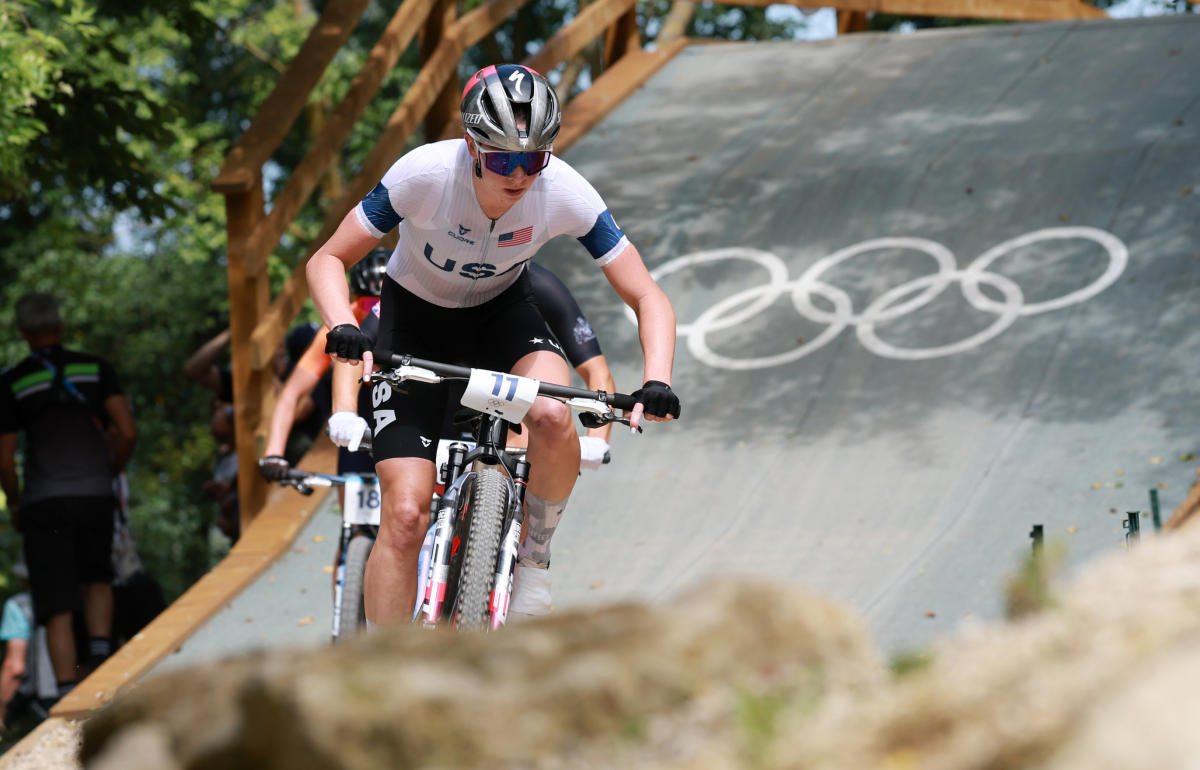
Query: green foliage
640 1 801 43
889 648 934 678
1005 540 1067 620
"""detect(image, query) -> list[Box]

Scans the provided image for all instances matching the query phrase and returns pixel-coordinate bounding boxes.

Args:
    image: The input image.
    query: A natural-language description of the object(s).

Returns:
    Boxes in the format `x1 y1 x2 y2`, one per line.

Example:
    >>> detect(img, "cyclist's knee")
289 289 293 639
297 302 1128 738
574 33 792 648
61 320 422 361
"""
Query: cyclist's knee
526 399 573 443
377 496 427 551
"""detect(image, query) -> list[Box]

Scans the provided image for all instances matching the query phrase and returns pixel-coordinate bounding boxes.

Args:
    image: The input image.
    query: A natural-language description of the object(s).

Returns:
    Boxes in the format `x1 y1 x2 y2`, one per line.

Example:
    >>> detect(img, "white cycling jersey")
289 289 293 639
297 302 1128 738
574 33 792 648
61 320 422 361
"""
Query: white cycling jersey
354 139 629 308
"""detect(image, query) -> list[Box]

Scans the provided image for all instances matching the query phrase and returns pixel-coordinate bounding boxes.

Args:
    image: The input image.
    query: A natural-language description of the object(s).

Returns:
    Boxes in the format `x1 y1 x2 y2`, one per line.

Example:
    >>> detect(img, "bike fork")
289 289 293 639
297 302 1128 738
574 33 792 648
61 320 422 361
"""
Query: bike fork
419 491 458 628
488 459 530 629
419 443 470 627
331 523 353 642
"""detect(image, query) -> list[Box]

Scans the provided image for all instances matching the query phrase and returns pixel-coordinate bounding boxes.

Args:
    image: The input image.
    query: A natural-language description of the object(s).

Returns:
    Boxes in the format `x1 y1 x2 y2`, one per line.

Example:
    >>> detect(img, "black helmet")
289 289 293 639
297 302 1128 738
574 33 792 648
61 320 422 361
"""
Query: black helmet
349 248 389 297
460 64 561 151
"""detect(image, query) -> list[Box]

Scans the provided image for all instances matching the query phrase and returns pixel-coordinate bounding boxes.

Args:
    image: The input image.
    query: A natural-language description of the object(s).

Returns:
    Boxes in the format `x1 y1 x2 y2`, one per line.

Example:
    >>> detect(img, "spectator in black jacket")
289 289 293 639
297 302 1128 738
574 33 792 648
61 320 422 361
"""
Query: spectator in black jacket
0 293 137 699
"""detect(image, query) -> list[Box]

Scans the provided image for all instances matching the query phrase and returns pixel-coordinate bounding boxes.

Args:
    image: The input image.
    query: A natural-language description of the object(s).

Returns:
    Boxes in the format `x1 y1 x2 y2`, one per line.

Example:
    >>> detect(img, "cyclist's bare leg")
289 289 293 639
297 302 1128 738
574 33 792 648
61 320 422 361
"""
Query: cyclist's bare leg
366 457 436 625
512 351 578 501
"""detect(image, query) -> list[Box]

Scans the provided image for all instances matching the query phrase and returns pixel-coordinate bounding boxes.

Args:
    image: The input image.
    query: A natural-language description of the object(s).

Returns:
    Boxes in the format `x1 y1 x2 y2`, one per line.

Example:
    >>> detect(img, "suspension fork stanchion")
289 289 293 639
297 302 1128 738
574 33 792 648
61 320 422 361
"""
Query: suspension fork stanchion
331 521 352 642
419 443 470 627
490 458 531 629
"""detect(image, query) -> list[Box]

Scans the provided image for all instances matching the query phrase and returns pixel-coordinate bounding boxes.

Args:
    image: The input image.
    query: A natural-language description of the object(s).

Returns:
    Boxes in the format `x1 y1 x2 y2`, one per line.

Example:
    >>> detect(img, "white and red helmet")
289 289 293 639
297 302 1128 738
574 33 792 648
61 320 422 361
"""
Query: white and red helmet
460 64 561 151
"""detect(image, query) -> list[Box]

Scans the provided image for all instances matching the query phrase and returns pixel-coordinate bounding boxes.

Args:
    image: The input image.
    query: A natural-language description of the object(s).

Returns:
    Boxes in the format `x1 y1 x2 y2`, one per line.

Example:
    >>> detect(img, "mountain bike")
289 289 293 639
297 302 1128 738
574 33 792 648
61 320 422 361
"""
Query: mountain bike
278 466 384 644
372 350 637 632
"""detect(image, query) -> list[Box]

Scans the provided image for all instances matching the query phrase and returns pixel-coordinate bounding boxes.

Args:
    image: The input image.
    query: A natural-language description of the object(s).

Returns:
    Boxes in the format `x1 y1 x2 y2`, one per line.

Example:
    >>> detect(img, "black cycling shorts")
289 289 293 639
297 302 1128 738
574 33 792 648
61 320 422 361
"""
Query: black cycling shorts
368 272 567 463
337 445 376 476
22 496 115 623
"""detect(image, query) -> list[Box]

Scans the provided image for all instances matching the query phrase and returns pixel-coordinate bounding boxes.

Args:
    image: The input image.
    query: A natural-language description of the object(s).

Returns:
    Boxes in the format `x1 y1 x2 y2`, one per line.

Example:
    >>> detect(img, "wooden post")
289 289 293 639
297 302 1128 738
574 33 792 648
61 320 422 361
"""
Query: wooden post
837 9 870 33
422 0 460 142
224 174 271 528
603 6 640 69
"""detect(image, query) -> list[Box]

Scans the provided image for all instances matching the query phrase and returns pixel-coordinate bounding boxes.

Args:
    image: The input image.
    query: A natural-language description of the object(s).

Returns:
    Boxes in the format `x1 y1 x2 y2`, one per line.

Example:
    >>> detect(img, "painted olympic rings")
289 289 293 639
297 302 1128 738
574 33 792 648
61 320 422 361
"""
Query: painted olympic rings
627 227 1128 370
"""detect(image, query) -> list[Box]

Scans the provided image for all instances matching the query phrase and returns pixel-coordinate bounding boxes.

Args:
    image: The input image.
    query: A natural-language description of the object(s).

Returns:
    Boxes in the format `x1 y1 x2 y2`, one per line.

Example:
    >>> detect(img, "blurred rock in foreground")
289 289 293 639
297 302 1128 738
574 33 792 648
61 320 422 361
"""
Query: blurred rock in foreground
80 524 1200 769
80 580 883 769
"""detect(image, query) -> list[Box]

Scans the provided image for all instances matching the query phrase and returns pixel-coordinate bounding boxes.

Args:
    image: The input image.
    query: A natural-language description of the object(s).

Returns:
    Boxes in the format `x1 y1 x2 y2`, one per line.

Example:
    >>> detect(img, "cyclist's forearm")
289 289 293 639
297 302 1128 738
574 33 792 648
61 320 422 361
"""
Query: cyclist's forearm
602 245 677 385
631 292 676 385
307 213 379 330
308 253 358 330
264 394 299 457
331 361 362 414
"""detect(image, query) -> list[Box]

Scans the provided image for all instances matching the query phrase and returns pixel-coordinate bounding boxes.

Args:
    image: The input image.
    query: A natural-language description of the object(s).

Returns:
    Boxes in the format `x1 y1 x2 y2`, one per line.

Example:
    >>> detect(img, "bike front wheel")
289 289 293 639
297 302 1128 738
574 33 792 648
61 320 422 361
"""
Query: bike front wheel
452 470 510 631
337 534 373 642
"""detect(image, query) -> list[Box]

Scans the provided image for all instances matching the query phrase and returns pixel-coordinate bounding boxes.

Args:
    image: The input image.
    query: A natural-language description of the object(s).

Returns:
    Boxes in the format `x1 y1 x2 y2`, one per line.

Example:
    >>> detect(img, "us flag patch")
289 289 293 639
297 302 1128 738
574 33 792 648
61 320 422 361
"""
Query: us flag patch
498 226 533 247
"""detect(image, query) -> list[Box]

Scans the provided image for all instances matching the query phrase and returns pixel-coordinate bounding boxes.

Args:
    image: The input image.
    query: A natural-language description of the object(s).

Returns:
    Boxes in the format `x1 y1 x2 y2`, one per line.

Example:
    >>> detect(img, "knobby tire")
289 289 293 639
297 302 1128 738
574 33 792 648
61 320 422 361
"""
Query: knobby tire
338 535 372 642
453 470 509 631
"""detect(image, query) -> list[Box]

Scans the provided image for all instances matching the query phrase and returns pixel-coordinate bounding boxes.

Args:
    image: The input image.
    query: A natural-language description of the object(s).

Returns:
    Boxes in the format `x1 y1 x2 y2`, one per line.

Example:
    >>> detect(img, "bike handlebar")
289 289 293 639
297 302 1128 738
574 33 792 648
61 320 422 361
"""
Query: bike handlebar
374 350 638 412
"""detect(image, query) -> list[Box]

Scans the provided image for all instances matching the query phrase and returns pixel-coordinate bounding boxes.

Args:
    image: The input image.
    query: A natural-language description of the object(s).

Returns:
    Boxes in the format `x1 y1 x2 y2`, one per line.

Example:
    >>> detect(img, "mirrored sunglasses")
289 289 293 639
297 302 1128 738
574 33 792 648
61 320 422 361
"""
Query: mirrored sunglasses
479 148 552 177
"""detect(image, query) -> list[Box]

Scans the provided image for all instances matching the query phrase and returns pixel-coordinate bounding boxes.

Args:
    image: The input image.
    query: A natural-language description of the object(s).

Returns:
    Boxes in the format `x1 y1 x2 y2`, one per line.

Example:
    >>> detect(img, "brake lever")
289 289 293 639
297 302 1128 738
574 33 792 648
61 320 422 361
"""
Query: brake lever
579 411 642 434
280 479 315 496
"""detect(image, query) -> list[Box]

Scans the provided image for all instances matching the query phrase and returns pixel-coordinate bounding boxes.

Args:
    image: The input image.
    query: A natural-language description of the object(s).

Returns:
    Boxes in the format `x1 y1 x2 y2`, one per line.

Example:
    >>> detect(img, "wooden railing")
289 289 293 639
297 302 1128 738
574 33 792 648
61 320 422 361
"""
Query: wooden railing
213 0 1104 526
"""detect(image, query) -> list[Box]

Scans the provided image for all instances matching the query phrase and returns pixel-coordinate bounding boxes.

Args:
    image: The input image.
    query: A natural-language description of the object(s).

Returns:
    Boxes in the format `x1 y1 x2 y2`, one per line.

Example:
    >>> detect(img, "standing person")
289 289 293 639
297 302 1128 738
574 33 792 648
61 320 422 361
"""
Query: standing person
0 293 137 698
306 63 680 628
0 562 56 731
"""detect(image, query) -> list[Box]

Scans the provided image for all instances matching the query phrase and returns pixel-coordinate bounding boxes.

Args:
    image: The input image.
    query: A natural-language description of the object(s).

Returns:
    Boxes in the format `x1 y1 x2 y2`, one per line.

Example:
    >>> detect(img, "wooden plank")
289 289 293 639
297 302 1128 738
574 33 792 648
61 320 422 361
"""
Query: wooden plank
422 0 461 142
224 175 272 527
838 9 871 32
242 0 441 277
725 0 1107 20
522 0 638 76
555 38 690 154
1166 475 1200 531
50 441 338 720
213 0 372 194
603 7 640 68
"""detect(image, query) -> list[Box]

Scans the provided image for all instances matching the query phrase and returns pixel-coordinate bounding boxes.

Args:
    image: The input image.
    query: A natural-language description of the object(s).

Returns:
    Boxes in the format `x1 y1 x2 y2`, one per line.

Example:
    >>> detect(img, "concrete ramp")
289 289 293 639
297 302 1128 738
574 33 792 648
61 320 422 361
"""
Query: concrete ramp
539 17 1200 653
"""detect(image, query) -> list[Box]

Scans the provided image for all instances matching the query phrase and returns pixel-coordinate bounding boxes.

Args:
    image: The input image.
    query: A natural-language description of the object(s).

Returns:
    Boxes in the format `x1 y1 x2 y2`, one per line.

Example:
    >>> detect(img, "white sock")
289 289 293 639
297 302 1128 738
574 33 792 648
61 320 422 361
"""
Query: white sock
517 492 568 567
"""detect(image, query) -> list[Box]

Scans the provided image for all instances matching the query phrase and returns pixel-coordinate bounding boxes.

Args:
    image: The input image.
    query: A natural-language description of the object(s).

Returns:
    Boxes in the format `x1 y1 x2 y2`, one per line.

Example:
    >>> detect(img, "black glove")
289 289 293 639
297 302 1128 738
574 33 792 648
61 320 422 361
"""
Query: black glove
632 380 681 419
325 324 372 361
258 455 291 481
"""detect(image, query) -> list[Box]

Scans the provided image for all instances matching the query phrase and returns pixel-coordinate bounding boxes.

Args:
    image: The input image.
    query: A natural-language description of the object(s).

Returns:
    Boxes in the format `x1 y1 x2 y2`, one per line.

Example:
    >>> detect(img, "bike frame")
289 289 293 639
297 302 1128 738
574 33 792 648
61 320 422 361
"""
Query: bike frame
374 351 635 631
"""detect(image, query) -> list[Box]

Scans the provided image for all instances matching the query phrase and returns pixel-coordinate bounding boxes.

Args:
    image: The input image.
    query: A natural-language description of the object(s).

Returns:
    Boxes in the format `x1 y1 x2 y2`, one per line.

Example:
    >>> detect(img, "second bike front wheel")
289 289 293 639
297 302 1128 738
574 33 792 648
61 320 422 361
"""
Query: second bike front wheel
338 534 373 642
452 470 510 631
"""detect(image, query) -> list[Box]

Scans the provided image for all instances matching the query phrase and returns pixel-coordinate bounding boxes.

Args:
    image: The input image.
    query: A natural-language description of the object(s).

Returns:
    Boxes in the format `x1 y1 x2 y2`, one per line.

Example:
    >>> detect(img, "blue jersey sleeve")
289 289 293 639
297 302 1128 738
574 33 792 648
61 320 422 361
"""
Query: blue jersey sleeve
355 183 404 238
577 210 627 264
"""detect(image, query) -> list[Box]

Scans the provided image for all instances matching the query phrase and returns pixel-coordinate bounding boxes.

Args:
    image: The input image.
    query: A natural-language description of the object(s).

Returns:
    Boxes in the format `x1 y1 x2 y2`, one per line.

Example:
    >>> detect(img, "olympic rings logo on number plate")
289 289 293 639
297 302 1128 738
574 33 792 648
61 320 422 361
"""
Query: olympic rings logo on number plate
626 227 1128 370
